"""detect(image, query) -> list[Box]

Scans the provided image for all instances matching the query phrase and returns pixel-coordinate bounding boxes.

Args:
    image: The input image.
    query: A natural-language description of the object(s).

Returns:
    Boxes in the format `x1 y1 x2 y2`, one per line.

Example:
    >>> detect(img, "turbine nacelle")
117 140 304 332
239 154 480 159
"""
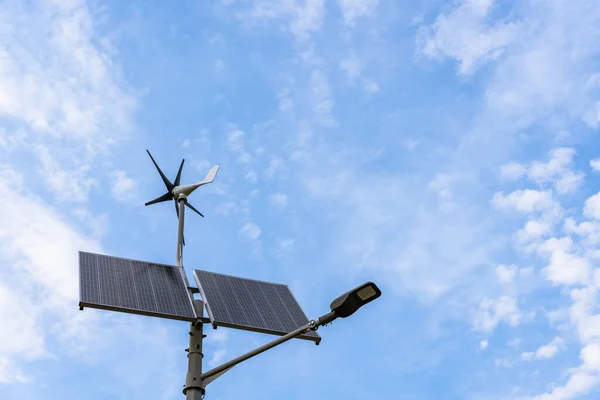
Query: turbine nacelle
144 149 219 222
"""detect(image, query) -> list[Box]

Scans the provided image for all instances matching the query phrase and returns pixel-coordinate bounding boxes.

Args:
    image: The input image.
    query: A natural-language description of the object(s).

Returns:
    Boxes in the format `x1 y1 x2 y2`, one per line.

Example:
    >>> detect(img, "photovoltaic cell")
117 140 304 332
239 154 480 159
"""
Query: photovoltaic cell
79 251 196 322
193 269 321 342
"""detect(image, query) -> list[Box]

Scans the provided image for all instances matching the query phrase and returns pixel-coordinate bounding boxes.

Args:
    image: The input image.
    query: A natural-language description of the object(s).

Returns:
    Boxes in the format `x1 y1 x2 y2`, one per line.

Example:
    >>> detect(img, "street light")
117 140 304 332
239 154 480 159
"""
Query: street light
199 281 382 391
330 281 381 317
316 281 382 326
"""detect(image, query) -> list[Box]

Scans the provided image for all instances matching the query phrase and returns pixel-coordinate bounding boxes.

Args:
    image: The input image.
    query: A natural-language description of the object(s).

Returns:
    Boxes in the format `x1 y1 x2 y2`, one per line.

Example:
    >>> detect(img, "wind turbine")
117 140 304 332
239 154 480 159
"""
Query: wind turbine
145 149 219 222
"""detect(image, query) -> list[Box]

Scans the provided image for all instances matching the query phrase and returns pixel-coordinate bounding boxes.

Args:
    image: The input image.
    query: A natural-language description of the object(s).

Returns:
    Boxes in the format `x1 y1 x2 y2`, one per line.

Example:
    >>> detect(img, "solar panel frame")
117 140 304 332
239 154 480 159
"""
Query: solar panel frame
193 269 321 343
79 251 197 322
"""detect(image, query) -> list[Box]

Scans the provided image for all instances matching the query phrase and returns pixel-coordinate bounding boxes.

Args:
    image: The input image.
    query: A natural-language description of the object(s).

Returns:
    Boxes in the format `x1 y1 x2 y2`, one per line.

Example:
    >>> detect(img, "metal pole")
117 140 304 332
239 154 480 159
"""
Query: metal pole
175 195 195 291
175 195 205 399
184 319 205 399
176 194 187 268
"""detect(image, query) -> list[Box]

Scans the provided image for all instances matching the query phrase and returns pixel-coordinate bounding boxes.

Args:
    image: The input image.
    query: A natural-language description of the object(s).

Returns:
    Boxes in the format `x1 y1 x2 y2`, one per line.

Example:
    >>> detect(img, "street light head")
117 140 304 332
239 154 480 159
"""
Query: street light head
329 281 381 318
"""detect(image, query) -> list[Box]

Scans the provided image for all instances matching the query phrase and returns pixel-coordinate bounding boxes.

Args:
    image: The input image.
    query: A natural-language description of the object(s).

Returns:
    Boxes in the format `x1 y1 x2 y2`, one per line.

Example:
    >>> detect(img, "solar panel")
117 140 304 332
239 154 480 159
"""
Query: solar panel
193 269 321 343
79 251 197 322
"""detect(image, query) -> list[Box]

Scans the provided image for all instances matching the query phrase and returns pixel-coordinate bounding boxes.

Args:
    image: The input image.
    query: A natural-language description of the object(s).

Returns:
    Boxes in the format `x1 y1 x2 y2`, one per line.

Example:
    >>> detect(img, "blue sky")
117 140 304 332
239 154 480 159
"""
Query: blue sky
1 0 600 399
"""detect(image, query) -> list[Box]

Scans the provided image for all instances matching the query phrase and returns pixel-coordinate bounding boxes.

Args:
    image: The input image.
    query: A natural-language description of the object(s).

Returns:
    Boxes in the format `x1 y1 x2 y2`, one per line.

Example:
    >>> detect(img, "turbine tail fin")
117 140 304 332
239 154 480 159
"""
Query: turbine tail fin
200 165 219 186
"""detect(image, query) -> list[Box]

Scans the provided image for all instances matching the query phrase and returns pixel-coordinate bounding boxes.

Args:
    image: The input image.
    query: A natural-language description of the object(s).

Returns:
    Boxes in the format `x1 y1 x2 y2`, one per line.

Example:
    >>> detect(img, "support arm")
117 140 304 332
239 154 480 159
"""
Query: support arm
201 311 338 386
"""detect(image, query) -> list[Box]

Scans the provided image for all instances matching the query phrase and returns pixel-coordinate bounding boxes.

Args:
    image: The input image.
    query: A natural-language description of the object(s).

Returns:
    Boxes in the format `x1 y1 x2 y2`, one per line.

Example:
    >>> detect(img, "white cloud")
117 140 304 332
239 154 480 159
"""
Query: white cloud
0 2 190 391
338 0 378 26
277 89 294 112
110 170 138 203
339 52 380 94
482 2 600 129
0 1 208 396
216 201 245 217
590 159 600 172
516 220 552 243
214 59 225 73
528 148 574 181
564 218 600 245
206 329 228 343
0 282 44 383
0 0 134 150
226 130 258 184
289 0 324 41
536 237 591 286
581 343 600 371
498 154 600 399
238 152 253 165
35 145 95 203
0 356 28 384
474 296 522 332
363 80 380 94
265 157 286 179
208 349 227 368
491 189 558 214
417 0 519 75
508 338 522 348
421 0 600 130
527 148 583 194
227 130 257 181
499 149 583 194
310 70 336 127
241 0 325 42
494 358 513 368
525 368 598 400
239 222 261 241
496 264 517 284
0 168 101 306
521 337 564 361
340 54 362 80
71 208 110 239
246 170 258 183
270 193 288 208
500 162 527 181
417 0 600 395
404 138 420 150
583 192 600 220
274 238 295 258
227 129 245 152
480 339 489 351
536 337 565 359
0 166 102 381
300 162 496 300
520 352 534 361
429 173 454 203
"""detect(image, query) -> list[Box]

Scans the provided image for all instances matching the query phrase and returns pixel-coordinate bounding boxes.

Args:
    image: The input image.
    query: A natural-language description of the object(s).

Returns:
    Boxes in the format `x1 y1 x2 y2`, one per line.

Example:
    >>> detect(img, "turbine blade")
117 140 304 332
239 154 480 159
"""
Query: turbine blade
185 201 204 217
145 192 172 206
174 159 185 187
146 149 174 191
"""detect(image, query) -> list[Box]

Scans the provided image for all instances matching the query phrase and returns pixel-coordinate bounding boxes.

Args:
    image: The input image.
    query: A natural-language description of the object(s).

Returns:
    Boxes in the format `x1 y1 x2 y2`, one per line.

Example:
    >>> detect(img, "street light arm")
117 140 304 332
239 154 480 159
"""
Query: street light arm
201 323 311 384
201 313 338 386
316 311 337 326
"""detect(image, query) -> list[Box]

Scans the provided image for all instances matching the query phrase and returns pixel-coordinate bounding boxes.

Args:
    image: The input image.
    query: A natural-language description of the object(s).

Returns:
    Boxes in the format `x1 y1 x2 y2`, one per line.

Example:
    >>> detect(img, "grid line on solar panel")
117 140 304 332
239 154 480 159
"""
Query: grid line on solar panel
79 251 197 322
193 269 320 342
